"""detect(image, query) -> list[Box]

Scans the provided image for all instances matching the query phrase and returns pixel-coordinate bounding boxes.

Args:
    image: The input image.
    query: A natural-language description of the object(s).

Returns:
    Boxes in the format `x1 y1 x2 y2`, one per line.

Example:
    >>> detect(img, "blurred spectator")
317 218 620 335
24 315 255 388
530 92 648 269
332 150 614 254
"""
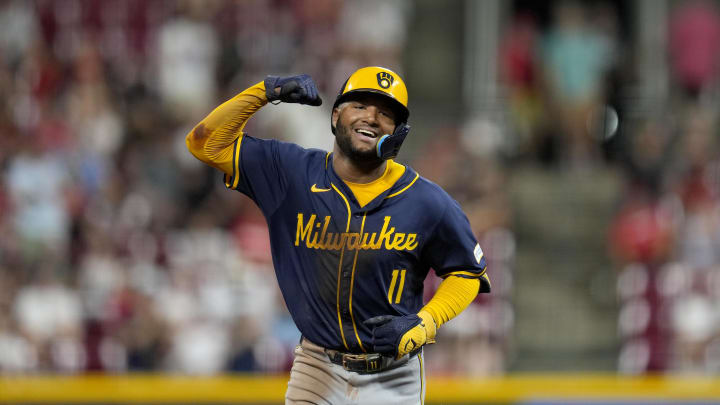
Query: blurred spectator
540 0 616 167
13 262 85 372
6 134 71 259
337 0 409 68
609 119 675 266
674 108 720 268
0 267 38 373
67 41 124 160
0 0 38 66
156 1 219 118
669 0 720 99
500 13 544 159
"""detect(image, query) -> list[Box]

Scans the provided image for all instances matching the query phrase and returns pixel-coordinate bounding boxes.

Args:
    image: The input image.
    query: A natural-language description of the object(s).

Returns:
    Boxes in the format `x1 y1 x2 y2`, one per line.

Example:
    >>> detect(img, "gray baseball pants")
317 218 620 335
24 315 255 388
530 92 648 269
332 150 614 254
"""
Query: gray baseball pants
285 338 425 405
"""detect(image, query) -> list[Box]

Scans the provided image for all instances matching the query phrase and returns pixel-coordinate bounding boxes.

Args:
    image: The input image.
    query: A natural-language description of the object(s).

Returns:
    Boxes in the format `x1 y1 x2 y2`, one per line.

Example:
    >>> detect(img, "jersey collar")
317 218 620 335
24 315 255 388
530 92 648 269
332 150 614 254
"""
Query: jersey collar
326 153 418 213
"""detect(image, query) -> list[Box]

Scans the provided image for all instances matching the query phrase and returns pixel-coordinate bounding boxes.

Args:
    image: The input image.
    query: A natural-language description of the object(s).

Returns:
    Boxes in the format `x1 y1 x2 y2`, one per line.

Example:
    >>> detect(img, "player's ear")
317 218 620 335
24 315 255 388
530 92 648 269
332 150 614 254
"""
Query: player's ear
331 107 340 130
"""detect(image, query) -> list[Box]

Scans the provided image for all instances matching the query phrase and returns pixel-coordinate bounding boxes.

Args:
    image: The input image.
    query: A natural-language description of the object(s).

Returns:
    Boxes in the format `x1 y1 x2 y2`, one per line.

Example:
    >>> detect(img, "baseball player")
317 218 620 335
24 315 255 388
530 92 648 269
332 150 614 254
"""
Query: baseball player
186 66 490 404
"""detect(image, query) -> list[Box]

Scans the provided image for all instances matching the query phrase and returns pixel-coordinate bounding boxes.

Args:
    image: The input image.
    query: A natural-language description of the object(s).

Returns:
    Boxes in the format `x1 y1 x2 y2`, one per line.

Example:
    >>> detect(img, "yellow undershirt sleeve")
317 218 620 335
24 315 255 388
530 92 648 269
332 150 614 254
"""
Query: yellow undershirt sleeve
186 81 268 175
421 276 480 331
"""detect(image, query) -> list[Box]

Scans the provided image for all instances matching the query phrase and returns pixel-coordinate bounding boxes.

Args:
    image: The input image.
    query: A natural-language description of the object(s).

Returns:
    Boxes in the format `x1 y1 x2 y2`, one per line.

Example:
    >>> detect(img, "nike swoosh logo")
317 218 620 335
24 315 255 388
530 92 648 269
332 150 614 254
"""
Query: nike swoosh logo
311 184 331 193
404 338 417 352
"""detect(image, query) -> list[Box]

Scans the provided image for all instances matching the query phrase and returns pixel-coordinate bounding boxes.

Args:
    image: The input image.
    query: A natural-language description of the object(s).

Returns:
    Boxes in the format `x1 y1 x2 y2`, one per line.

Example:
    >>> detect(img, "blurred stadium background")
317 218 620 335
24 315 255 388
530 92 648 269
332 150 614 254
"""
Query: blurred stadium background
1 0 720 403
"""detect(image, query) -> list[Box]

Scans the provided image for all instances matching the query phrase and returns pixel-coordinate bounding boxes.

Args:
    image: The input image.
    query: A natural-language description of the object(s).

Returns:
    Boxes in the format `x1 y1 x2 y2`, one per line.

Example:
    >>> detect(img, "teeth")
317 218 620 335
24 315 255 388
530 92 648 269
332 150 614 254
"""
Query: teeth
357 129 375 137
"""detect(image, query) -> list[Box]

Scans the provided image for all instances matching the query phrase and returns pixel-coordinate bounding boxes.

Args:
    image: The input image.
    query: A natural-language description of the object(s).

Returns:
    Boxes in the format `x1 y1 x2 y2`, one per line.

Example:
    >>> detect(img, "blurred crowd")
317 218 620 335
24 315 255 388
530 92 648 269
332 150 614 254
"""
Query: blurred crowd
0 0 510 376
0 0 416 374
2 0 720 377
501 0 720 374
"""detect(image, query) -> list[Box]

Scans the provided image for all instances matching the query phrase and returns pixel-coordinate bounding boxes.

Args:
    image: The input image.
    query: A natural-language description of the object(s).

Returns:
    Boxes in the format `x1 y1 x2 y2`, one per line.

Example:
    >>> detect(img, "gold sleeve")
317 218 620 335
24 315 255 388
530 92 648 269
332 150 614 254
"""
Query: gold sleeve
185 81 268 175
421 276 480 328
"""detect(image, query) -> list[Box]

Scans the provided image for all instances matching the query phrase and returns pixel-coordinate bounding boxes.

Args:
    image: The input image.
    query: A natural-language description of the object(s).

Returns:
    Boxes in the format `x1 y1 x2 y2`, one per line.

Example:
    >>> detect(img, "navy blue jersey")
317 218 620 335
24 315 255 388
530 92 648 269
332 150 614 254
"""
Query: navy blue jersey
224 135 489 353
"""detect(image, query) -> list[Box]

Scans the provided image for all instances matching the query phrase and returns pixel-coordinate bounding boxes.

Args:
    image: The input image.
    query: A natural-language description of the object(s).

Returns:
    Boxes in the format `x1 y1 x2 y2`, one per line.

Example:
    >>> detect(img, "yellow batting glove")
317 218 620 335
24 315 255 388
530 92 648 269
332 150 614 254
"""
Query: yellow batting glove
396 310 436 358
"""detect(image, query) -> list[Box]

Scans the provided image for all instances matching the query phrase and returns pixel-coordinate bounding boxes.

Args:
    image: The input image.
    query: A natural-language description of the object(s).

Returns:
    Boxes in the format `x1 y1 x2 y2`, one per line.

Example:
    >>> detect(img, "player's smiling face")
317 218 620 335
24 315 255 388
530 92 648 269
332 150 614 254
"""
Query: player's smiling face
332 93 397 162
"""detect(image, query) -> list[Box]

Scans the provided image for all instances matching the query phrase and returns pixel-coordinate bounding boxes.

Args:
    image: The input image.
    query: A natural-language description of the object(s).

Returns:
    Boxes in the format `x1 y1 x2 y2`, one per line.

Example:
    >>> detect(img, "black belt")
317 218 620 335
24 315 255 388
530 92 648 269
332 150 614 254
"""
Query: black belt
299 337 420 374
324 347 422 374
325 350 389 374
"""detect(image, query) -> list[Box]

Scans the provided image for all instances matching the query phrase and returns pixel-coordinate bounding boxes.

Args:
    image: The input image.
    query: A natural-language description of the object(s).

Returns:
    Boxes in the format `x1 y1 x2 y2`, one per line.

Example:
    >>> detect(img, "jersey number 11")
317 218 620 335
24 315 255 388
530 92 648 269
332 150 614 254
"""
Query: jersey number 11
387 269 406 304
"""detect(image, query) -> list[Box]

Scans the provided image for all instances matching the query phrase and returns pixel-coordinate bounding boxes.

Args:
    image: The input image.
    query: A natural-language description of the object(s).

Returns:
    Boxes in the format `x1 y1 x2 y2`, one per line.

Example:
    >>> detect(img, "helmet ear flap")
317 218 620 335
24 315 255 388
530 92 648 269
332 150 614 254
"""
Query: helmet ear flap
376 124 410 160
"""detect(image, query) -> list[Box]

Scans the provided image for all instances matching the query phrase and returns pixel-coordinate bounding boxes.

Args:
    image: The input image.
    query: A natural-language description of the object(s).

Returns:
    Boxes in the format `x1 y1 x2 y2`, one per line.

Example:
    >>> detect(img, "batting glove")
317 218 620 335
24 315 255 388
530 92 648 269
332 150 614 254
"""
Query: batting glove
364 310 436 359
376 123 410 160
264 74 322 106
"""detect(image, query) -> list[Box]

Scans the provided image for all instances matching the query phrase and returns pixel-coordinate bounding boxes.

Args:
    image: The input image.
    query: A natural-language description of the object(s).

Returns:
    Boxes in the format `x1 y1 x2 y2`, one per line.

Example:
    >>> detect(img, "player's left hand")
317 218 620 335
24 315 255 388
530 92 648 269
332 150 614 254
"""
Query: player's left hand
264 74 322 106
364 311 436 359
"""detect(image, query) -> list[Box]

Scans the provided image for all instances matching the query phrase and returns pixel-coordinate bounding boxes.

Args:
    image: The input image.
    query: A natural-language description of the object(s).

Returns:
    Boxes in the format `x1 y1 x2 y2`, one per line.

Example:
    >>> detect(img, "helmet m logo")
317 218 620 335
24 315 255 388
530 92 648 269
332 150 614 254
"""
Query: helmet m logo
376 72 394 89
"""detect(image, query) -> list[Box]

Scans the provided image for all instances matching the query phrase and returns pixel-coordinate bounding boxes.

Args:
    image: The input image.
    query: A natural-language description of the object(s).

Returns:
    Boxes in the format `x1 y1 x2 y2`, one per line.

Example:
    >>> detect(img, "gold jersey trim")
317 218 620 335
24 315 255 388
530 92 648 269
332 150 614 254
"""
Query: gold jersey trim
349 213 368 352
419 352 425 404
223 137 244 190
331 183 352 351
442 269 487 279
385 173 419 199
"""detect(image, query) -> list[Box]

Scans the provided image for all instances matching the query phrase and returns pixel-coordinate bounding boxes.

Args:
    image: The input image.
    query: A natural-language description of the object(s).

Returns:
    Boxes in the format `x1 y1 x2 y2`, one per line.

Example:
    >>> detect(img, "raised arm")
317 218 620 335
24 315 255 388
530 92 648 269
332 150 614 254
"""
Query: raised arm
186 75 322 175
186 81 267 175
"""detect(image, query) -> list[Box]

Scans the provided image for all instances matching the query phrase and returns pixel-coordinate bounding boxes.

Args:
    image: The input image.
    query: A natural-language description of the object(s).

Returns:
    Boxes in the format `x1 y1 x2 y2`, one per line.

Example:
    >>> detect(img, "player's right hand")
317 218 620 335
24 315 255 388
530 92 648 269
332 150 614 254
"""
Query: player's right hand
265 74 322 106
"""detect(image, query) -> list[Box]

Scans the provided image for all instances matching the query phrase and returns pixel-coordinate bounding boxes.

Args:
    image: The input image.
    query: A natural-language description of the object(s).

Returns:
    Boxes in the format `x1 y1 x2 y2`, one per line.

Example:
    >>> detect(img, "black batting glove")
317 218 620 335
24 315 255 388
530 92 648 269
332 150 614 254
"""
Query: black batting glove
264 74 322 106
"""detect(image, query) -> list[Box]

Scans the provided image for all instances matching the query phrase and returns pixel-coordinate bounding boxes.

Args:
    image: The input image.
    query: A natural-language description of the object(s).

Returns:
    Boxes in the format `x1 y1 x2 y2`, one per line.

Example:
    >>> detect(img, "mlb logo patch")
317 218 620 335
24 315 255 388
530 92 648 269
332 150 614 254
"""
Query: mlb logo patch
474 243 483 263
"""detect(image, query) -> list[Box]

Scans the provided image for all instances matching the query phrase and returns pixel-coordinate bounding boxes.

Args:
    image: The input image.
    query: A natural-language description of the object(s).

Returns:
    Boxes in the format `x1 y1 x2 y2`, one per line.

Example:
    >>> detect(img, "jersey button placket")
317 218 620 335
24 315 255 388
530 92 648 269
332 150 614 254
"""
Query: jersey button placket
341 214 362 352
